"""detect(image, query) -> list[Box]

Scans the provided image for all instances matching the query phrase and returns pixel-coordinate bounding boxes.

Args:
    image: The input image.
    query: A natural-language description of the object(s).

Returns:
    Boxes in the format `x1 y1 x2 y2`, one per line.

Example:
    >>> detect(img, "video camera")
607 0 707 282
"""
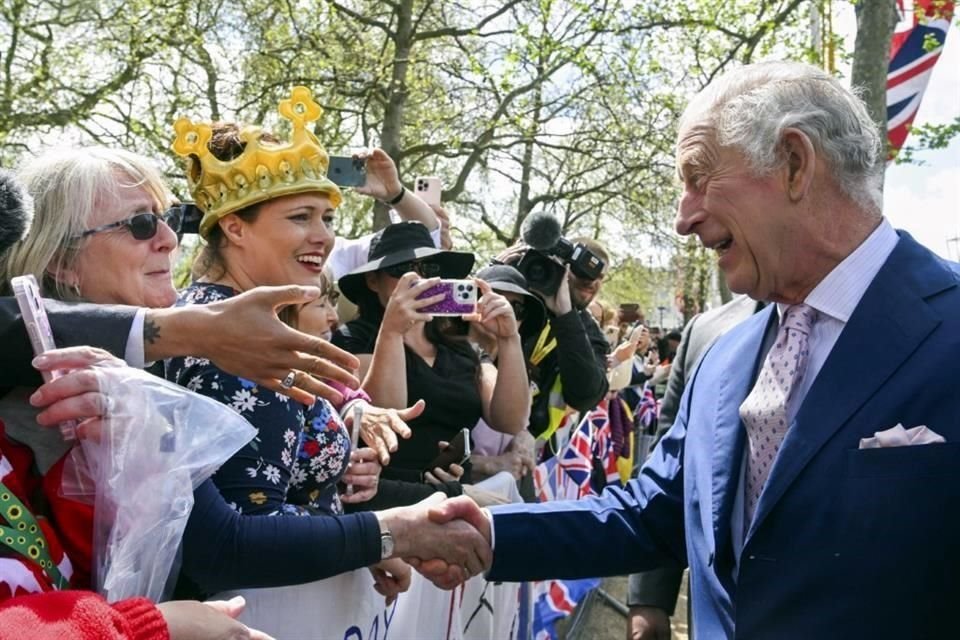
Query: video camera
513 212 605 297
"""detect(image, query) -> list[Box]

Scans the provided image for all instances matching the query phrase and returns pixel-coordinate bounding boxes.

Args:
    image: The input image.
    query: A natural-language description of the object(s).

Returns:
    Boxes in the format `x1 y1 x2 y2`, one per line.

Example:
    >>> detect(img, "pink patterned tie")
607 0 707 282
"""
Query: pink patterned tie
740 304 817 524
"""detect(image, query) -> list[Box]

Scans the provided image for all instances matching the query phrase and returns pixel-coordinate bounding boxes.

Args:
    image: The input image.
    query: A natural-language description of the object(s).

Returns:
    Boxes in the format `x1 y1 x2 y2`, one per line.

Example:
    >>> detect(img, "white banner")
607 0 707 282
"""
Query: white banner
216 473 525 639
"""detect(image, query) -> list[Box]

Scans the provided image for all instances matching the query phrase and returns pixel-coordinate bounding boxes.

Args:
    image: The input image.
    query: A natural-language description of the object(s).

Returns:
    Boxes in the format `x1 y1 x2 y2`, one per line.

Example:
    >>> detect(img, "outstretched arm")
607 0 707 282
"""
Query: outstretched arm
353 148 438 230
143 285 360 405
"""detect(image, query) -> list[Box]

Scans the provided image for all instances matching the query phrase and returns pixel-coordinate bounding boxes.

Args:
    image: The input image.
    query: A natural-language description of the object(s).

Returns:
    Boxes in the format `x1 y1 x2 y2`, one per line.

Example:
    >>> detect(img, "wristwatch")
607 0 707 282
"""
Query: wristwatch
378 519 395 560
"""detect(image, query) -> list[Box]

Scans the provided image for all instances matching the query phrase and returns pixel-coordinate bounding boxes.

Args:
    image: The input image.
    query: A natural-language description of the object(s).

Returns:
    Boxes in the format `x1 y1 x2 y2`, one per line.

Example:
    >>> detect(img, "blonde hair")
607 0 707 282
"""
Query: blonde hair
0 147 171 299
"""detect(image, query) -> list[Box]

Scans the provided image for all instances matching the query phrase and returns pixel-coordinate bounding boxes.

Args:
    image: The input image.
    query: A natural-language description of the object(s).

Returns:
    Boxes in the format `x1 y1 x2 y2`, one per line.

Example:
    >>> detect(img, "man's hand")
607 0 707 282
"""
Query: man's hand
378 494 491 589
353 148 402 202
29 347 128 439
627 605 672 640
340 447 382 504
541 266 573 316
493 242 528 267
400 495 493 589
158 596 275 640
151 285 361 406
369 558 412 605
348 399 422 465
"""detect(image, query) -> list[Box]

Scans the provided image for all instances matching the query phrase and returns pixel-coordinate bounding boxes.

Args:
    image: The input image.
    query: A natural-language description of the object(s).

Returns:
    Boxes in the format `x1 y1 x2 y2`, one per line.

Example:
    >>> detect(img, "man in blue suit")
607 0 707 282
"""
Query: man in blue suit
416 61 960 638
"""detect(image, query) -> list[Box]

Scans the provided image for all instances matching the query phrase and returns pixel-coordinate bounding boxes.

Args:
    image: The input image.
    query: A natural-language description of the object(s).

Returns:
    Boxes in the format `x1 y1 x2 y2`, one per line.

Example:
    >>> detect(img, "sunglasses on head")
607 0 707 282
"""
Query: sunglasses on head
76 207 185 242
382 260 442 279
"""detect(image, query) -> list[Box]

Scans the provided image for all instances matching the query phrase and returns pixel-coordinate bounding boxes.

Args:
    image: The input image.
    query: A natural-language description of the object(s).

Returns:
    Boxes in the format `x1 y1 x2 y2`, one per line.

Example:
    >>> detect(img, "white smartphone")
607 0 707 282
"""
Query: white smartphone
415 279 478 316
414 176 442 207
12 275 77 439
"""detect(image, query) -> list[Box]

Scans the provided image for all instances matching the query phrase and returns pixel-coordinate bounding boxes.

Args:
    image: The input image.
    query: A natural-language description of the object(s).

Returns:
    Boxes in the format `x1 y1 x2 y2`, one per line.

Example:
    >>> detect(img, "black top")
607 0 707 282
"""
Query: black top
333 317 483 482
527 308 610 439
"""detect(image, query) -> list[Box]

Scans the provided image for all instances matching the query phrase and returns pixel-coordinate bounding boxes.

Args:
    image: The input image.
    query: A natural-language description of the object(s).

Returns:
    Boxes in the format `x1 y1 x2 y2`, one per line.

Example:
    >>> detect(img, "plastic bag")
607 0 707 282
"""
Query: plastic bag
61 365 256 603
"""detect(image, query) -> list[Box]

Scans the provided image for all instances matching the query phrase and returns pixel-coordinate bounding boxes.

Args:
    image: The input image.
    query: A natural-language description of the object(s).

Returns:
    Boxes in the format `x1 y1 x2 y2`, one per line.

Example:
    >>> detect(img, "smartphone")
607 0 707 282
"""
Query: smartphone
415 279 477 316
12 275 77 439
414 176 442 207
423 428 471 478
328 155 367 187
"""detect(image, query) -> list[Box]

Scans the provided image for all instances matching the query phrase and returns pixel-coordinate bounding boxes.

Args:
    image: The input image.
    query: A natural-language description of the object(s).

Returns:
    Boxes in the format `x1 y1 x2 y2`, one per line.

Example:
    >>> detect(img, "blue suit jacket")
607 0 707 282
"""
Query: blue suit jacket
489 232 960 639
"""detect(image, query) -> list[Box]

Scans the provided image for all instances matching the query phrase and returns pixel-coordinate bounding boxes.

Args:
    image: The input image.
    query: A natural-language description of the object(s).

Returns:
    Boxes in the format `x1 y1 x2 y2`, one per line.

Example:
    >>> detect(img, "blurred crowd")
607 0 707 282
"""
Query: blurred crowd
0 86 671 639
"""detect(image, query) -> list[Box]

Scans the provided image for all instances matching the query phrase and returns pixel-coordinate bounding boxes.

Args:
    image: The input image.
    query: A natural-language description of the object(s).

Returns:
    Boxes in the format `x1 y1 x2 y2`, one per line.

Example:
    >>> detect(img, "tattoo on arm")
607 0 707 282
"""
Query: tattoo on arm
144 318 161 345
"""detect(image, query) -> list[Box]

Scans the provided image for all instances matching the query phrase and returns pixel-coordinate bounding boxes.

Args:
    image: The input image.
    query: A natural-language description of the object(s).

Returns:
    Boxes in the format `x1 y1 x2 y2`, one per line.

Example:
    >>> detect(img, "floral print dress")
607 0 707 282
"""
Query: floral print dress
167 283 350 517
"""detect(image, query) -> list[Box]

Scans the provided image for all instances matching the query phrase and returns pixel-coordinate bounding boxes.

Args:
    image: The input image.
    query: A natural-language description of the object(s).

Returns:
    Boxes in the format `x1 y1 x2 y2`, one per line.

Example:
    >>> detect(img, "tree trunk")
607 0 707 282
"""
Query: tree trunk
850 0 898 168
374 0 415 230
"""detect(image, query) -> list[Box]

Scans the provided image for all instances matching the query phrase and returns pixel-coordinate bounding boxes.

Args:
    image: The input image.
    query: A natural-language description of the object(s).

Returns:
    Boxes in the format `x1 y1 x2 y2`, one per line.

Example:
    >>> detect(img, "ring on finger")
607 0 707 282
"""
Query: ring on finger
280 370 297 389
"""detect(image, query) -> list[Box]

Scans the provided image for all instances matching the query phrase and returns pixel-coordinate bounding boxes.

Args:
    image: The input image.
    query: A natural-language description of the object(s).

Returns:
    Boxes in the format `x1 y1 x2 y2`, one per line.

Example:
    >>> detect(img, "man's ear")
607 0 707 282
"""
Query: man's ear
780 128 816 202
218 213 246 246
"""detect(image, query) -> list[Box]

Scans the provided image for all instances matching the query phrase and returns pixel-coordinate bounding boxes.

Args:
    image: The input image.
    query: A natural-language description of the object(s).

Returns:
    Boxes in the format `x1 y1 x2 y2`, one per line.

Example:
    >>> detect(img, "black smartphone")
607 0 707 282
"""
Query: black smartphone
328 155 367 187
422 428 471 478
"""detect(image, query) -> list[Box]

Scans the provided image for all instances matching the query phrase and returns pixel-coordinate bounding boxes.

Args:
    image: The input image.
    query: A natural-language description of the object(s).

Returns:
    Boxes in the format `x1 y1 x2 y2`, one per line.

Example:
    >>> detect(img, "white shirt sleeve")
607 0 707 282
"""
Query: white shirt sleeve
327 235 374 281
124 308 147 369
328 221 442 281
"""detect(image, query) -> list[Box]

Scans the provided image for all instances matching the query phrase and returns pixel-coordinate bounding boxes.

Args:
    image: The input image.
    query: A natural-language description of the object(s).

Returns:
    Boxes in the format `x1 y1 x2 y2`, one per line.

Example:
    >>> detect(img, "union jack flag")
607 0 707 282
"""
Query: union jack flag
635 383 659 432
531 577 600 640
528 411 605 639
886 0 954 157
589 403 621 488
558 413 595 498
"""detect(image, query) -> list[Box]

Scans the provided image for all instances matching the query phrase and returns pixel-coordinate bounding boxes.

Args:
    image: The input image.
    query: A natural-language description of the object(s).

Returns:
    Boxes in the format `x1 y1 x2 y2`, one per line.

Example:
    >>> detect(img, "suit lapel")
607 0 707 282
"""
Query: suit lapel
710 305 776 555
747 233 955 537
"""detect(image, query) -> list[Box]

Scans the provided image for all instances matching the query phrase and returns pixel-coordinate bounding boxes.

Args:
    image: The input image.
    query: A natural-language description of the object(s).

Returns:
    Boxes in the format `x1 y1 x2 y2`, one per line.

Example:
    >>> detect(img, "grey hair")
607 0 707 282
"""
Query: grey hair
0 146 171 299
680 61 884 213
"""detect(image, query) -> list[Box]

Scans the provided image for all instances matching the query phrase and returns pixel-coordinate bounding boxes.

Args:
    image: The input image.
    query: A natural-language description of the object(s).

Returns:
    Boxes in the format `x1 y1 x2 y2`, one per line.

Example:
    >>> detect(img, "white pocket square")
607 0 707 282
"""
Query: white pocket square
859 423 946 449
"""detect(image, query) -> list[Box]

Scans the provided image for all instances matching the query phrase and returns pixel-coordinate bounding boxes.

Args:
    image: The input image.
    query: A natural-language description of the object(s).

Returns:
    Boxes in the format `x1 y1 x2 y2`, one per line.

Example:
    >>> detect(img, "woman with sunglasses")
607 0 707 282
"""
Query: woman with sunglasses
0 142 410 604
335 222 532 484
0 147 179 308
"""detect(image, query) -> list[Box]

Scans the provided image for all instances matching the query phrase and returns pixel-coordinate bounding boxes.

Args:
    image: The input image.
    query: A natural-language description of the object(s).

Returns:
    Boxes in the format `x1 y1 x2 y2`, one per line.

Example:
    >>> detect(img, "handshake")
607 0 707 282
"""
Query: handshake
377 494 494 590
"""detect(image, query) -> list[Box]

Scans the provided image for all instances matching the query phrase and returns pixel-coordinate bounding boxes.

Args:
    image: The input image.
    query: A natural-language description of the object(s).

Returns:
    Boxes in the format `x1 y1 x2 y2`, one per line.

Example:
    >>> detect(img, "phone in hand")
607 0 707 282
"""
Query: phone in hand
328 155 367 187
422 428 471 479
414 176 442 207
12 275 77 439
415 279 477 316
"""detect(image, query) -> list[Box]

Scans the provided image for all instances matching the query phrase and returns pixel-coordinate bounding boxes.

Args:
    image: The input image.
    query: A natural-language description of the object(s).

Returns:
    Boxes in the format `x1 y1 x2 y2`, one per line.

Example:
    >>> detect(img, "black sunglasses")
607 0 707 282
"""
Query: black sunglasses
382 260 442 279
76 208 184 242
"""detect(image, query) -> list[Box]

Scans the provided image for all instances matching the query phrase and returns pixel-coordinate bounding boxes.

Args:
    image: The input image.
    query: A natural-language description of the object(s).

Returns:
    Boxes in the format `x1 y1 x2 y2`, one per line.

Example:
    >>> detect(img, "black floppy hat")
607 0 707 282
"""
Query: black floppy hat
475 264 547 339
338 221 475 305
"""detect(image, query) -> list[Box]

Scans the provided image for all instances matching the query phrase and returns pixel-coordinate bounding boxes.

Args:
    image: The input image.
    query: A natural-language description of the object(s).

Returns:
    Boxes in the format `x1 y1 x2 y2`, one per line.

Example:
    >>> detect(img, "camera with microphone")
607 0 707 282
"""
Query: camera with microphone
513 212 606 296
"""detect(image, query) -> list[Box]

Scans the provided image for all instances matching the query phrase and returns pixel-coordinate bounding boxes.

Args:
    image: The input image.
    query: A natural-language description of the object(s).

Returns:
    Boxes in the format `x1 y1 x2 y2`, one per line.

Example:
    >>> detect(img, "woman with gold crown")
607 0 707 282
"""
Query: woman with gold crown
168 87 433 594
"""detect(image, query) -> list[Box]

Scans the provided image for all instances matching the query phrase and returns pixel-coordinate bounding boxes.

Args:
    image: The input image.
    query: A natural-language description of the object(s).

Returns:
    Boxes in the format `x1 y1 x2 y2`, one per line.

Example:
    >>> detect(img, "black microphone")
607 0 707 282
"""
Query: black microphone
0 170 33 255
521 211 562 251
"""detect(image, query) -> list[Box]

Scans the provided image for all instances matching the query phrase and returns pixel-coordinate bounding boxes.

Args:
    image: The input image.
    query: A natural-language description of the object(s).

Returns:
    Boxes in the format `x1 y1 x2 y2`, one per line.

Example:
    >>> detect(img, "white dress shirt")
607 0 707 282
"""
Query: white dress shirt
731 218 899 568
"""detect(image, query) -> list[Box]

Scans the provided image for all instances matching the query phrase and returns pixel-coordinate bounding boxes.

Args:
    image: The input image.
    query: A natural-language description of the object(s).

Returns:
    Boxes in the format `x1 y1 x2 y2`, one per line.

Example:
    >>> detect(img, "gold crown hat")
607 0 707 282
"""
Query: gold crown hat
172 86 342 239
